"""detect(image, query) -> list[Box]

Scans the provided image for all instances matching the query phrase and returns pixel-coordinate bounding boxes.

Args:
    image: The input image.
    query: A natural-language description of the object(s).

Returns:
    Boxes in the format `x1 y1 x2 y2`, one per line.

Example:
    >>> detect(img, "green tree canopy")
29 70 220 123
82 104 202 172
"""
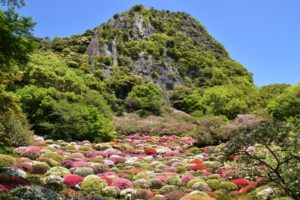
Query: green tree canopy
0 8 35 71
268 83 300 121
125 83 163 115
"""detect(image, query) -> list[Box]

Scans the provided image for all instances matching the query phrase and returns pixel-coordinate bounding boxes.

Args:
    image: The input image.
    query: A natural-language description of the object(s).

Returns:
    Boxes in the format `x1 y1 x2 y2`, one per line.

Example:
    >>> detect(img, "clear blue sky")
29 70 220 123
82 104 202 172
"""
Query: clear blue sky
16 0 300 86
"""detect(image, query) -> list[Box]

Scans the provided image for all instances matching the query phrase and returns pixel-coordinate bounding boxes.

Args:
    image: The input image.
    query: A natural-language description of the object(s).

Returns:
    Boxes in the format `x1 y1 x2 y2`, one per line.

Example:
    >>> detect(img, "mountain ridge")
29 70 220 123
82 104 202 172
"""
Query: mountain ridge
43 4 253 93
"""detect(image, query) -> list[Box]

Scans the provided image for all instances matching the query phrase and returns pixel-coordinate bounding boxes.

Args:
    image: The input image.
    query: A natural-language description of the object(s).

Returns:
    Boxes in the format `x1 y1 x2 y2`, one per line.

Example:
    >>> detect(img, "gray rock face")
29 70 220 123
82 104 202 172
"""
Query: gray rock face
84 8 228 97
107 13 154 40
85 33 100 72
85 11 183 94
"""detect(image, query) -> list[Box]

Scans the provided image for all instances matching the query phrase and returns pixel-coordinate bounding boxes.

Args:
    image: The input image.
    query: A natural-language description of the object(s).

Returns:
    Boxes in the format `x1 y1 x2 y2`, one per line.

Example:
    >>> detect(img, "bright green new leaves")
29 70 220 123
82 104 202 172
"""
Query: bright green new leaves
0 9 35 71
17 53 115 142
259 83 290 107
125 83 163 115
201 85 248 119
170 84 260 119
269 83 300 120
268 83 300 121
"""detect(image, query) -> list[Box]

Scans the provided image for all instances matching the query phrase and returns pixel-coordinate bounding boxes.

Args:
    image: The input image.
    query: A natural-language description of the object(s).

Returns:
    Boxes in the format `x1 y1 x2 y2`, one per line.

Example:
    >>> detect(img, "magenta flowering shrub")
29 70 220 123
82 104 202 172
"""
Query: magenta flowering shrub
154 176 167 183
109 155 125 164
181 174 194 182
14 162 32 172
14 146 42 160
62 160 74 168
71 161 90 168
111 178 133 190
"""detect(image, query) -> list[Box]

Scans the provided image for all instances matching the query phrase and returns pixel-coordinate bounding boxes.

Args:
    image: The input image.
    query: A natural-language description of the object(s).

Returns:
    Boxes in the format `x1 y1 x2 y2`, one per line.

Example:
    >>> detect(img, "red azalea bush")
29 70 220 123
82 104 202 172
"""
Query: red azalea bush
63 175 84 187
239 184 255 193
190 164 208 171
97 175 113 185
190 160 208 171
144 148 157 155
231 178 249 187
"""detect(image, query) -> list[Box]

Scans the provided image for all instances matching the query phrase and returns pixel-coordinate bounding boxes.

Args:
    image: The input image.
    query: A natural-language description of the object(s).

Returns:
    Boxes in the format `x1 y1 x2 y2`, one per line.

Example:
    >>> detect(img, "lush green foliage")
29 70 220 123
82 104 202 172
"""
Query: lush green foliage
125 83 163 115
0 87 32 146
15 53 115 142
170 84 260 119
259 83 290 107
0 154 16 167
268 83 300 121
0 0 34 147
0 8 34 71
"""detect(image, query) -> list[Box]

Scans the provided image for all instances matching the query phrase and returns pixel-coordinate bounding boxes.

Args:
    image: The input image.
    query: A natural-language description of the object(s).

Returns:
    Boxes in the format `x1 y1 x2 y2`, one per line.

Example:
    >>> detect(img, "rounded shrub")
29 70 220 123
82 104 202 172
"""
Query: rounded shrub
63 174 84 187
73 167 94 177
192 182 212 192
0 154 16 167
30 162 51 174
44 175 64 192
36 158 61 167
167 176 183 186
11 186 64 200
133 178 152 189
101 186 120 198
39 152 64 163
46 166 70 177
159 185 178 194
187 178 204 188
222 181 238 191
80 176 107 196
206 179 223 191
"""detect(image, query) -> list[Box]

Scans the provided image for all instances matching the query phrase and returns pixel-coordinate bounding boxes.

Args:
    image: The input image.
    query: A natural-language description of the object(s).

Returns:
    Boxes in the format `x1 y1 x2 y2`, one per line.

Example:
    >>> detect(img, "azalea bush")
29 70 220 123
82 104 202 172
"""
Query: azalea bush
227 120 300 199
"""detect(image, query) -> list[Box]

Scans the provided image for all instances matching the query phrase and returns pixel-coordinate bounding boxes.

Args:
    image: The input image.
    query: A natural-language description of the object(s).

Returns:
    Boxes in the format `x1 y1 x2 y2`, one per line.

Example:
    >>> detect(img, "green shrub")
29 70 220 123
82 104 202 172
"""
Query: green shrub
11 186 64 200
0 89 31 147
39 152 64 163
36 158 60 167
167 176 183 186
0 154 16 167
206 179 223 191
187 178 204 188
31 162 51 174
159 185 178 194
79 145 92 151
101 186 120 197
80 176 107 196
45 166 70 177
222 181 238 191
74 167 94 177
64 145 76 151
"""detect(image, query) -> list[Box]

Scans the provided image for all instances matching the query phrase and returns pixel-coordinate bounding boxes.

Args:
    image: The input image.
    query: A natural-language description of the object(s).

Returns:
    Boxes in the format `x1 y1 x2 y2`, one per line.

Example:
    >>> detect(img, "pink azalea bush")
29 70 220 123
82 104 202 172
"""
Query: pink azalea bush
111 178 133 189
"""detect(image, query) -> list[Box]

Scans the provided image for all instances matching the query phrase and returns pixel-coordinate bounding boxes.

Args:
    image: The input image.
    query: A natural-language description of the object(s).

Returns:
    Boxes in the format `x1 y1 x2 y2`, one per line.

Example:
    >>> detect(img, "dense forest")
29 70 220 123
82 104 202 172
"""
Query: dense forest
0 1 300 200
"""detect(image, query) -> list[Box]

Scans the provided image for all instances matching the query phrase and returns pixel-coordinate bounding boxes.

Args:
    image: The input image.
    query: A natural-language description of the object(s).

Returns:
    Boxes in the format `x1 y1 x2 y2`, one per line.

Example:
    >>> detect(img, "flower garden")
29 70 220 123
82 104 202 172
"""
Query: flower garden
0 135 290 200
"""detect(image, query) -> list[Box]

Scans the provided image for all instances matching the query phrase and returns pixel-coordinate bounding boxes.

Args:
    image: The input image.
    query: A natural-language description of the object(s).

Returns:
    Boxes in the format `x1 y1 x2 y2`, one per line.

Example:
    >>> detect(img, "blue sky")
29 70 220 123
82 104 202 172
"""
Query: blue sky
16 0 300 86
